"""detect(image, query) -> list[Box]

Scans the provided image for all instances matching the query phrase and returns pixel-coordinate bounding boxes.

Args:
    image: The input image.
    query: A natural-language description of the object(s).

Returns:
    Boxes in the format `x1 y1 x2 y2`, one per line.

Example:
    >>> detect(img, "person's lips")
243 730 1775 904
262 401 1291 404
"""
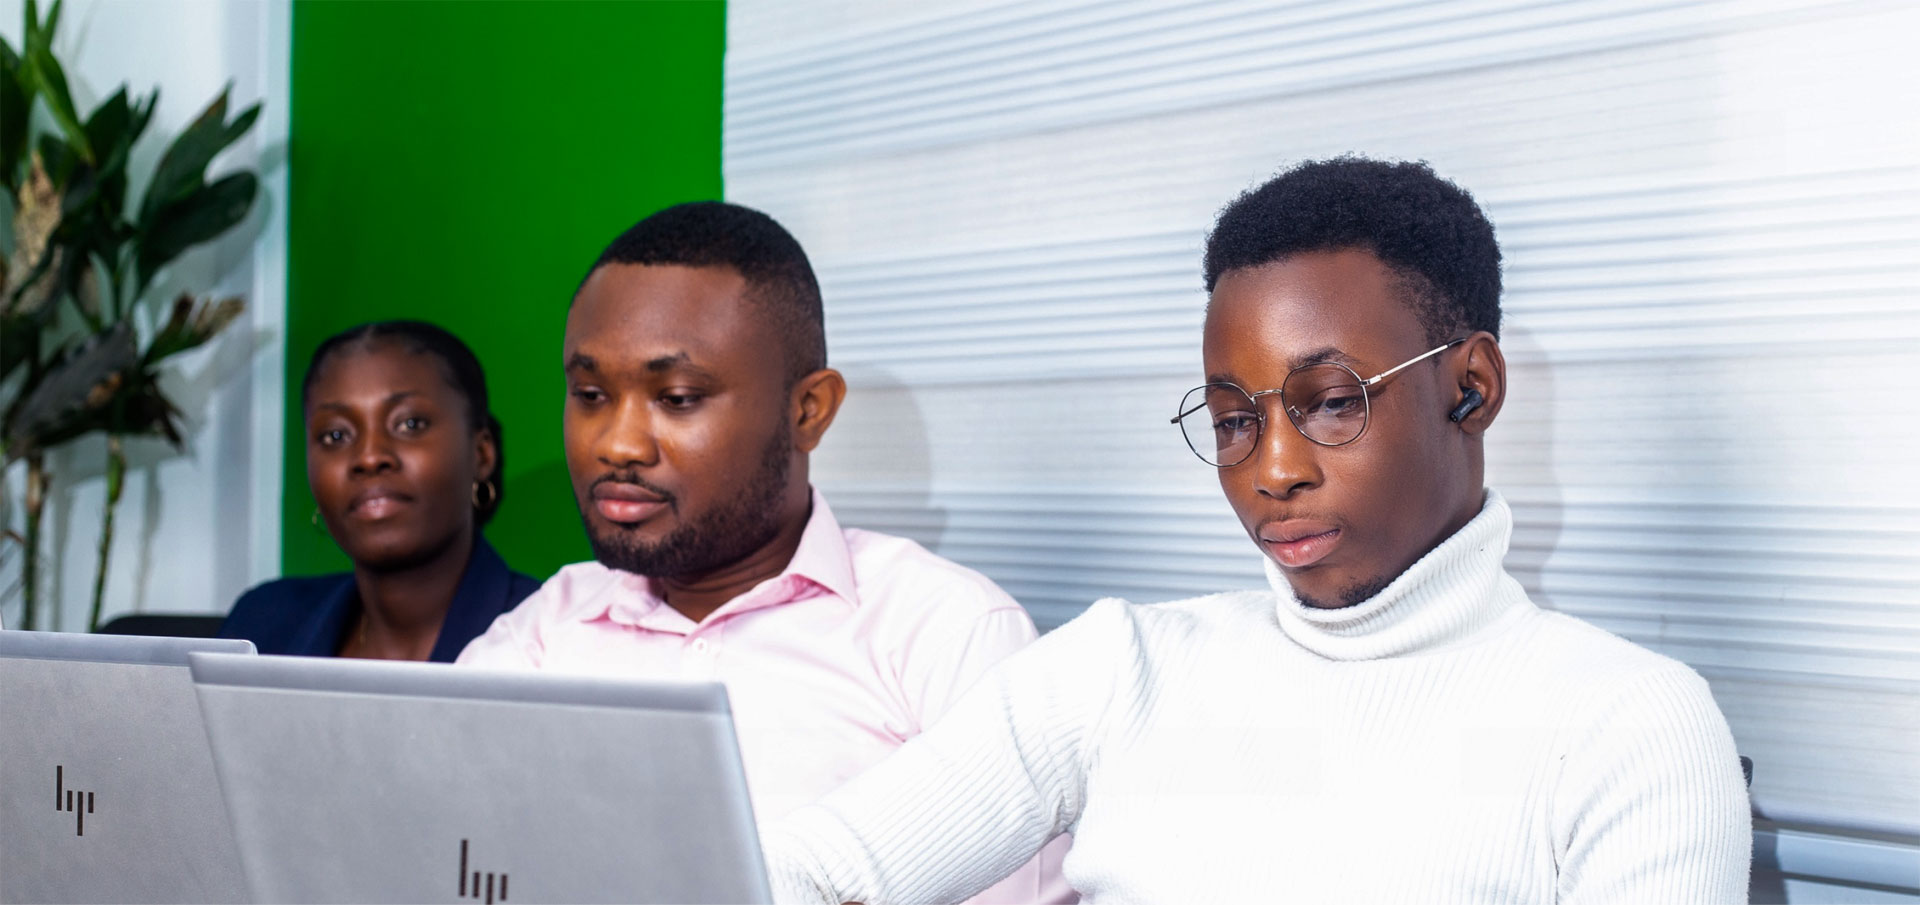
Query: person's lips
591 480 670 525
1259 519 1343 569
347 486 414 520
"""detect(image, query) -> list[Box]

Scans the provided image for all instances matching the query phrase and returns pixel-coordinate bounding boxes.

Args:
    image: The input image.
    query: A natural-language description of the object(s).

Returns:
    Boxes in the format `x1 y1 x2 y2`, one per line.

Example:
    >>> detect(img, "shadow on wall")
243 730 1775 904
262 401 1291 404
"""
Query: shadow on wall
37 317 279 629
809 366 947 553
1489 323 1564 613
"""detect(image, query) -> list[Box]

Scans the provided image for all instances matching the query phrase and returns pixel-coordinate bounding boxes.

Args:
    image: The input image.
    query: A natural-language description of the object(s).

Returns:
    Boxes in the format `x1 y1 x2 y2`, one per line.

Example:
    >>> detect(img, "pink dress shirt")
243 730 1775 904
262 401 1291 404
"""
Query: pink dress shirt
458 490 1074 903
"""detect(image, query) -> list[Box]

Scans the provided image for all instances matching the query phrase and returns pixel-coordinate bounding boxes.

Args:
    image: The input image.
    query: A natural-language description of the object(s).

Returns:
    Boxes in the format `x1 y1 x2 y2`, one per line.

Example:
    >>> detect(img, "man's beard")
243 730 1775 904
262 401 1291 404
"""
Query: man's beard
1295 573 1395 610
585 427 794 580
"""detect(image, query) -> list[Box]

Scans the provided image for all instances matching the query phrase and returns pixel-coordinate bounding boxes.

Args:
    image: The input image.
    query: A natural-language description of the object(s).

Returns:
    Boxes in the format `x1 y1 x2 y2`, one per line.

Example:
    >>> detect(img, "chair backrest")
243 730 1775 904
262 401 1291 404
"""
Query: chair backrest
96 614 226 638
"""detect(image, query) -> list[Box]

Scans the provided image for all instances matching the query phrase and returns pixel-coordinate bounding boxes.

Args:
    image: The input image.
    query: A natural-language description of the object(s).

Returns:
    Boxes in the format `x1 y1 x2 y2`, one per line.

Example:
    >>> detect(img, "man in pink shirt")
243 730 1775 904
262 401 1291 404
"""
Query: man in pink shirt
458 201 1071 903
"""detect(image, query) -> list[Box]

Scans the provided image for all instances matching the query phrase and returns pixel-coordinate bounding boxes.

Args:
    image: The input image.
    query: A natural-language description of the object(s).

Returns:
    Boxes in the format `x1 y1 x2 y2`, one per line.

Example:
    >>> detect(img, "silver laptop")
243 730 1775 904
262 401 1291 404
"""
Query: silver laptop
189 653 771 904
0 631 255 904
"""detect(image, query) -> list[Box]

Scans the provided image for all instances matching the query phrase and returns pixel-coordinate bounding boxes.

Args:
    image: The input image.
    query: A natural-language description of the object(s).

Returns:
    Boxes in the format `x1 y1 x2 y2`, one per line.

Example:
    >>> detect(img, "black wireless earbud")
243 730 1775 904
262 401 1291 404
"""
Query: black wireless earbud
1447 388 1484 423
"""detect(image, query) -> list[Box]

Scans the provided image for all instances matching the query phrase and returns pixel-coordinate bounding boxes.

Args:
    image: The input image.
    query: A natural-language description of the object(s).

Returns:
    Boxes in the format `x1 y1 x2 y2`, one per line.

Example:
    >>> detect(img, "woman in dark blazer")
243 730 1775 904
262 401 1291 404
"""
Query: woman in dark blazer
222 321 538 661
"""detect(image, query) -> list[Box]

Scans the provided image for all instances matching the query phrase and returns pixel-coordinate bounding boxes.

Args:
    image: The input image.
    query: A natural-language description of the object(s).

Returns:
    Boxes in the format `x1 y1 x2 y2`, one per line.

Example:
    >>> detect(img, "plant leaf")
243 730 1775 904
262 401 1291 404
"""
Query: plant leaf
0 186 14 268
137 88 258 225
83 90 142 215
0 52 27 190
145 293 243 364
23 0 42 48
134 171 256 292
58 93 141 235
82 88 130 155
0 311 36 384
35 133 72 186
23 45 90 164
114 371 184 448
128 89 157 148
2 321 135 456
80 249 110 318
30 1 63 50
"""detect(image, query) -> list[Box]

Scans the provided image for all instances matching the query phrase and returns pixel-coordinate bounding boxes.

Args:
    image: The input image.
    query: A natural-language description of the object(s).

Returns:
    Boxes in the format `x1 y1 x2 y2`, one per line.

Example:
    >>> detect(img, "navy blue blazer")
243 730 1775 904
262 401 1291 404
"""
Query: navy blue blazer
219 539 540 662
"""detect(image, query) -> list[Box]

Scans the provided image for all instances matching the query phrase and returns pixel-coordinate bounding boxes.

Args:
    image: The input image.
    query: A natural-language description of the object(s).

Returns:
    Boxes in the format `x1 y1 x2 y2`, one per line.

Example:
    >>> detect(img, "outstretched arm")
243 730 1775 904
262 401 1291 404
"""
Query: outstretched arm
767 599 1141 905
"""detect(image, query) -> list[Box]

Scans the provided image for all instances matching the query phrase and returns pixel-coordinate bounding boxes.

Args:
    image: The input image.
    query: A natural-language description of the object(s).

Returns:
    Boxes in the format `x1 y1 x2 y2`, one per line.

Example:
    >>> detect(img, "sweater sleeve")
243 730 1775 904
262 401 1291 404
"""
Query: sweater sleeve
1552 663 1752 904
765 598 1138 905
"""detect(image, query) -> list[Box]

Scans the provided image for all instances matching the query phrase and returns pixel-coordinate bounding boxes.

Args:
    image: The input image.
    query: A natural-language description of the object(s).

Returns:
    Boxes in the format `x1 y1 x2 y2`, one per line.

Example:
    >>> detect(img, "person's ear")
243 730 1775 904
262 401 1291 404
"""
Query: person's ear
1449 331 1505 435
473 420 499 483
790 368 847 454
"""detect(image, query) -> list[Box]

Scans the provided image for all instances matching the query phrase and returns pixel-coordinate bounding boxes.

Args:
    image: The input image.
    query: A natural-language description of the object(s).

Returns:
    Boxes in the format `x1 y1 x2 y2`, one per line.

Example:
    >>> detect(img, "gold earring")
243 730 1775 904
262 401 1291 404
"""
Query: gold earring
310 508 325 532
471 480 498 511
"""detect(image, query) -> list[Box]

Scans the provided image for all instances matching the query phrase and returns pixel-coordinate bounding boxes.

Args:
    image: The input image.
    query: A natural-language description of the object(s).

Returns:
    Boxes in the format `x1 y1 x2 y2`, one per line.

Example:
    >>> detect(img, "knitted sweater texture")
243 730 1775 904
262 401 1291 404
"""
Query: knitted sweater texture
767 491 1751 904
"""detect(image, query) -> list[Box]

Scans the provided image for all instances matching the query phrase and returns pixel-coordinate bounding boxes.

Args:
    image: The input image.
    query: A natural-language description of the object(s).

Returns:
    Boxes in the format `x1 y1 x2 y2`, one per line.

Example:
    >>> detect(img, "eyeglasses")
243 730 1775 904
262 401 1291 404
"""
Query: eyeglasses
1172 339 1465 467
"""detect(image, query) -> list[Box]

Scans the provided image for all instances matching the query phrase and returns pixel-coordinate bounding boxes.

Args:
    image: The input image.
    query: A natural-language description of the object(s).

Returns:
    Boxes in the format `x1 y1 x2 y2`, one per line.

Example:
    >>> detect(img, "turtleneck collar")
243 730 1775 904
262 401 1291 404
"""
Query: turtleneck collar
1264 489 1533 661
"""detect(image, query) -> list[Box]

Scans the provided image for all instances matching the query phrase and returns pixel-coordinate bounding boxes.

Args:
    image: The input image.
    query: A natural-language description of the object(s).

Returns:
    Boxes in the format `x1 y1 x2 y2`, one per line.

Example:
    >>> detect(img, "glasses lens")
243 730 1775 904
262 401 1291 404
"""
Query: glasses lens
1177 384 1260 466
1282 364 1369 446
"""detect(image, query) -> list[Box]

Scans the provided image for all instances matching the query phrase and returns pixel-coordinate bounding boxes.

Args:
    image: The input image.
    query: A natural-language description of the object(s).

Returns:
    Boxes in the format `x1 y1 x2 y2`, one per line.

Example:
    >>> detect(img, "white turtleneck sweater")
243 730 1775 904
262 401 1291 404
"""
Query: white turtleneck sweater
765 491 1751 904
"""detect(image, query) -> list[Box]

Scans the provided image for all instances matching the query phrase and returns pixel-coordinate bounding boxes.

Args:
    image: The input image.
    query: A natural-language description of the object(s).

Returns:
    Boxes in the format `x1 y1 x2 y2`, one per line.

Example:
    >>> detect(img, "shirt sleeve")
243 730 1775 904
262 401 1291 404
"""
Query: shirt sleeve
1552 664 1752 904
903 604 1039 731
766 599 1140 905
453 577 555 668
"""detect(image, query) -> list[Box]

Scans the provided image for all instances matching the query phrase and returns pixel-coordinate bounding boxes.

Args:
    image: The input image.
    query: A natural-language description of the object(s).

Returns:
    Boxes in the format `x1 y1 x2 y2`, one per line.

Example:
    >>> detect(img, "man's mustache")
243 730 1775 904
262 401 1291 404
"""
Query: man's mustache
589 471 677 507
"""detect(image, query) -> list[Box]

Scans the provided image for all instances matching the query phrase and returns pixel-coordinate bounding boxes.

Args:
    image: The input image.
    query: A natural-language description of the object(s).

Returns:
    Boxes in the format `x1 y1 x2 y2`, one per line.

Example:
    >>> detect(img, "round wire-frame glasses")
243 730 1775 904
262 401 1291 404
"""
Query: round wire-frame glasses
1172 339 1466 467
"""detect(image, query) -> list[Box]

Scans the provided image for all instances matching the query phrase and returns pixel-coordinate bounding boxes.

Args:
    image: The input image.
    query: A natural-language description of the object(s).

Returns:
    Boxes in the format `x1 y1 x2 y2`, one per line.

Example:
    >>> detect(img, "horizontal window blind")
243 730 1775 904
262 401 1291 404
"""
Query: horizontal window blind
726 0 1920 840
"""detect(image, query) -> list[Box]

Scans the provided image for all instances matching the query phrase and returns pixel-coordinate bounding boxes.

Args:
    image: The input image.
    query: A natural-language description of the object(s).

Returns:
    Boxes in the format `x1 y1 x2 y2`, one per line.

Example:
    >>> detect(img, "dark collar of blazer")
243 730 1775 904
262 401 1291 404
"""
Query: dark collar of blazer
220 539 540 662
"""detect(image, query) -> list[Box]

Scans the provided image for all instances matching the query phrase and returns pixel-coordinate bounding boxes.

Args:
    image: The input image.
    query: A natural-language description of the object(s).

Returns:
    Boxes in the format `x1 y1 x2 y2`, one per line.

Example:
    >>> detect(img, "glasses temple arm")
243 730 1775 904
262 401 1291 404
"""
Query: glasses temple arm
1358 338 1465 387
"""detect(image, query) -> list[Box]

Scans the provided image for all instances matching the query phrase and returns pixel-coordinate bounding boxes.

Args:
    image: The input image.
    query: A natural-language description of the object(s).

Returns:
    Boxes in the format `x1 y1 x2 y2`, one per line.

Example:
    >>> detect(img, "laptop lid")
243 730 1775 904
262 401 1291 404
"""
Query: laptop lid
190 653 771 904
0 631 255 904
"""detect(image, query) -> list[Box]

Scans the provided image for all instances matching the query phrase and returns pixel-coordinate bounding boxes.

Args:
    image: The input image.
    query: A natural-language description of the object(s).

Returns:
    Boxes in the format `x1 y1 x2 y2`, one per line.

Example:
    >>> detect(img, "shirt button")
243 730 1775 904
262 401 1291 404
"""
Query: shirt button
690 638 711 655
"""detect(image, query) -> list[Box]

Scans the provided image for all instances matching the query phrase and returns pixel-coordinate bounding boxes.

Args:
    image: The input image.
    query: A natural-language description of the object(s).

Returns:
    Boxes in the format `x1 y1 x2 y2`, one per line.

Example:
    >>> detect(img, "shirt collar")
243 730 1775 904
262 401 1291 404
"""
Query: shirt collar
602 487 860 629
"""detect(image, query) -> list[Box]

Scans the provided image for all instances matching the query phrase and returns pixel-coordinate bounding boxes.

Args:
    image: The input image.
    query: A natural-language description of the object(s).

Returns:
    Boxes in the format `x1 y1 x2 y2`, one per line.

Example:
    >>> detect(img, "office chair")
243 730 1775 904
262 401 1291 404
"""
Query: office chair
95 613 226 638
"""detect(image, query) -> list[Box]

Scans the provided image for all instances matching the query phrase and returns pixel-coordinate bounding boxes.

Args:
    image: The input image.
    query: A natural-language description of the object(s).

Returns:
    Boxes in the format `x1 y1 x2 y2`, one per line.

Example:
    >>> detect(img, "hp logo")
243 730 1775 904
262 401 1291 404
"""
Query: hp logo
54 765 95 836
458 839 509 903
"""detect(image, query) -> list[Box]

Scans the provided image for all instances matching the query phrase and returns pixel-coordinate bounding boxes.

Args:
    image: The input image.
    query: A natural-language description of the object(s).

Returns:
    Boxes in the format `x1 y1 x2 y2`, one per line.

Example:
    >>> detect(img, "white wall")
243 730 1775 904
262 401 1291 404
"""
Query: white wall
0 0 287 629
727 0 1920 898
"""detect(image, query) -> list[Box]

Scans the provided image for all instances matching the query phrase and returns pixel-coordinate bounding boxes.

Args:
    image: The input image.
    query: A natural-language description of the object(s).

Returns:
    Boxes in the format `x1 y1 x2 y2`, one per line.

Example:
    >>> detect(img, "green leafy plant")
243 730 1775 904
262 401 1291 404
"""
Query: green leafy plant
2 0 258 630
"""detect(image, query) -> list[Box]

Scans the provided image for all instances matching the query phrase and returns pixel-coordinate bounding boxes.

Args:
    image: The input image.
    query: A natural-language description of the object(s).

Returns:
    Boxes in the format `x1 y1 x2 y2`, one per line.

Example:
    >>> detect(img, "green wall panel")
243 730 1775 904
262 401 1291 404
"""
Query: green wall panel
284 0 724 580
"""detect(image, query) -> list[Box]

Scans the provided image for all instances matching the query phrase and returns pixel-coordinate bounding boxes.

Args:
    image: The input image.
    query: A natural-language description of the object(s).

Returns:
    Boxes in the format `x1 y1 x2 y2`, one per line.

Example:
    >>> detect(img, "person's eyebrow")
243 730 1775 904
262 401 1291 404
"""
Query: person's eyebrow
311 390 418 415
1203 347 1361 386
1291 346 1360 369
644 352 691 373
645 353 722 382
567 350 718 381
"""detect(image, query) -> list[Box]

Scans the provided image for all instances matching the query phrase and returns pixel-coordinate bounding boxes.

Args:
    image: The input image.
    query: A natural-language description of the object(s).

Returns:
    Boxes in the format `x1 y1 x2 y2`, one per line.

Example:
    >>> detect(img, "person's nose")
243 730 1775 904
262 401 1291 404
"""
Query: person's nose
349 429 398 476
1247 400 1323 501
597 397 661 468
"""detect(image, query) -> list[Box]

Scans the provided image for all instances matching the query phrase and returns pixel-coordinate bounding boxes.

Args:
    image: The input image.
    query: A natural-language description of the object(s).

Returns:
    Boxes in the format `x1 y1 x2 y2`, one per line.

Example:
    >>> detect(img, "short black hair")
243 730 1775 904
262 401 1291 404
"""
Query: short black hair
302 320 506 525
579 201 826 384
1203 157 1501 343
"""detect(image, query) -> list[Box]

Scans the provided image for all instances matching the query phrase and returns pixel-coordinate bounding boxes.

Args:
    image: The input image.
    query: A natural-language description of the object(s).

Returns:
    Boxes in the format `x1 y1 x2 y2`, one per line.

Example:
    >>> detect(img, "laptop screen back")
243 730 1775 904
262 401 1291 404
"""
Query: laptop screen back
0 632 255 904
190 653 770 904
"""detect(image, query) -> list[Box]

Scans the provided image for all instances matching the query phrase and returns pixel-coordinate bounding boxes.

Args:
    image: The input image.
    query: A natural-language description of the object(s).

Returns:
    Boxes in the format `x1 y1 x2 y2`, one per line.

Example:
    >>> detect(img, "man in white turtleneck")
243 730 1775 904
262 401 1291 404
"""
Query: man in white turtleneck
764 158 1751 904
